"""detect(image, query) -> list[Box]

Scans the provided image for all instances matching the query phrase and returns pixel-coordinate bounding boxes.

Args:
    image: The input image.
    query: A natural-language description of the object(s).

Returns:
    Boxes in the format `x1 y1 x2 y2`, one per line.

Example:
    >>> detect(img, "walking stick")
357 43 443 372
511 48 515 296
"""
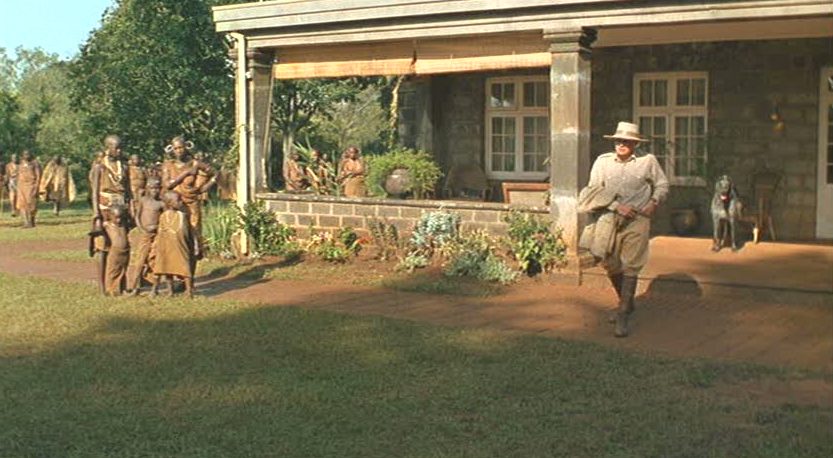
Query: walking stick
0 184 5 216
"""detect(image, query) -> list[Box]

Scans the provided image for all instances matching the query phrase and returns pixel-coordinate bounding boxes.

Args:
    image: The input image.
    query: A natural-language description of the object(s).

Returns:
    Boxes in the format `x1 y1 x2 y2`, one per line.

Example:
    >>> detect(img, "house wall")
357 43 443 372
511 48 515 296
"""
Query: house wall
259 192 548 236
405 37 832 240
592 38 833 240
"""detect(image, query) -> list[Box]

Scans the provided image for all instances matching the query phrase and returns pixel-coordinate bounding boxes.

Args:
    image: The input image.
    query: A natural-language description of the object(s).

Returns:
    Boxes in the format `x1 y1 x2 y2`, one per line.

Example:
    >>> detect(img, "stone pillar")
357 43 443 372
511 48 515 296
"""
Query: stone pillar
545 28 596 260
246 49 275 194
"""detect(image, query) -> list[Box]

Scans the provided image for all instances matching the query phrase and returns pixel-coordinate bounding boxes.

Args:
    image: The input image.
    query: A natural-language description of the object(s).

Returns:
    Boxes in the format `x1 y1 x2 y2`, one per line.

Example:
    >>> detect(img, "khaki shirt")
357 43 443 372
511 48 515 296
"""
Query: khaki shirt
588 152 669 211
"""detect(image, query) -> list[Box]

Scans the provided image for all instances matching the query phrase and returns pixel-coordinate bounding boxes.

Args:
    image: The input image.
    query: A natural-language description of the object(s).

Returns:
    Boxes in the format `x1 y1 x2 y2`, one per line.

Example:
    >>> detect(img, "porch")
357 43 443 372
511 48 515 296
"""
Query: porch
212 0 833 255
582 236 833 302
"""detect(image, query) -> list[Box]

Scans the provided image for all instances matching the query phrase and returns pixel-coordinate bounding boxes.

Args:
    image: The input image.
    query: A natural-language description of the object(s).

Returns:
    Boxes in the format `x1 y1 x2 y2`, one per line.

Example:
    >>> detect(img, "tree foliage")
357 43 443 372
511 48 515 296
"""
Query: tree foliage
69 0 246 163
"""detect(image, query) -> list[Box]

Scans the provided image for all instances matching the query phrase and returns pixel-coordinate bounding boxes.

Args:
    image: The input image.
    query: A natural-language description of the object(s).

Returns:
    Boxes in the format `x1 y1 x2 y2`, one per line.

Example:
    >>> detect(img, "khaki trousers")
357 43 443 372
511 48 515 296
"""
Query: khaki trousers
602 215 651 277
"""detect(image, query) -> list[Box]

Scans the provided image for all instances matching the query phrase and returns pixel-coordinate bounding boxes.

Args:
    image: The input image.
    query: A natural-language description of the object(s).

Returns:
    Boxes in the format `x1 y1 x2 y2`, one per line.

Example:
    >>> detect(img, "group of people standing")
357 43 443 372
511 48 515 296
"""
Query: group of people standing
89 135 215 298
283 146 368 197
1 151 77 227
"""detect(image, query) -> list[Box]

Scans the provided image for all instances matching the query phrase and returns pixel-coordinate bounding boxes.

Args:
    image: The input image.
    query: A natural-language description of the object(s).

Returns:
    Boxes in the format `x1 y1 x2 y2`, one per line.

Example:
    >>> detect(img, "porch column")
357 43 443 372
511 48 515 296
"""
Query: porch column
246 49 275 194
545 28 596 255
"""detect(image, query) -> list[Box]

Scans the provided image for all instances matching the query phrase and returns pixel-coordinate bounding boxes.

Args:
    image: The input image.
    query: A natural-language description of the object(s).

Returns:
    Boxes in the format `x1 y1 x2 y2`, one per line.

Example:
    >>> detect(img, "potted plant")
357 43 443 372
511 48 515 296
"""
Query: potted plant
365 147 442 199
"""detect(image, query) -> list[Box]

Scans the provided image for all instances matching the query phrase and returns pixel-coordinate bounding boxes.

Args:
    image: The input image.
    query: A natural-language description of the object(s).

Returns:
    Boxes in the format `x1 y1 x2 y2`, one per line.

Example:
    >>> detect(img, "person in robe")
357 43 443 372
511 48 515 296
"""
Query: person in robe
150 191 196 298
127 177 164 295
15 150 42 228
127 154 147 217
337 146 367 197
39 156 77 216
161 136 215 282
103 204 130 296
306 149 334 195
282 150 309 192
5 153 19 217
89 135 132 295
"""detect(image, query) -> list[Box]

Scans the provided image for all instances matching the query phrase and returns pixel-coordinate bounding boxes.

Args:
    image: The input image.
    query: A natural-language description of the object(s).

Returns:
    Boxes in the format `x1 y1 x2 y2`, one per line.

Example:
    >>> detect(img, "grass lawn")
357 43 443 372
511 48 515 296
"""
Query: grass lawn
0 199 89 242
1 272 831 457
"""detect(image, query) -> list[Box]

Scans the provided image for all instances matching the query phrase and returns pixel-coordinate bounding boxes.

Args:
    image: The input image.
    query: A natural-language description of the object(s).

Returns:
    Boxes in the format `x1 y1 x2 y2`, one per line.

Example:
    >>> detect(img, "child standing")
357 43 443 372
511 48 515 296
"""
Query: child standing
128 177 164 295
151 191 197 297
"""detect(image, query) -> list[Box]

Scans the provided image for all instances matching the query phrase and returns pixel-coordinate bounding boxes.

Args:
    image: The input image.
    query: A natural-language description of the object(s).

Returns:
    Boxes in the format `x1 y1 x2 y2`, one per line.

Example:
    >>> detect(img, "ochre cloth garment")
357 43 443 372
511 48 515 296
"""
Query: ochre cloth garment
15 160 40 214
5 162 18 211
153 210 193 278
102 221 130 295
342 176 367 197
128 165 147 200
93 156 129 213
339 158 367 197
39 161 77 204
161 159 211 252
128 227 156 291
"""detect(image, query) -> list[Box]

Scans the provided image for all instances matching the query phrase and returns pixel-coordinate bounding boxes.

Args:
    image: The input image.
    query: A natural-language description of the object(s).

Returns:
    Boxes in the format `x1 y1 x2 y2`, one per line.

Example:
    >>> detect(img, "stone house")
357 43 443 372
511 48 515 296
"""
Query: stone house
212 0 833 246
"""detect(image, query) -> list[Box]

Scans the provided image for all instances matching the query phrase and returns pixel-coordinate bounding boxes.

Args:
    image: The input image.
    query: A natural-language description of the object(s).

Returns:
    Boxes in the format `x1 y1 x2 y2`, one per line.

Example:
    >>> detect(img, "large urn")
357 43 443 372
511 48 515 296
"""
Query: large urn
384 168 412 198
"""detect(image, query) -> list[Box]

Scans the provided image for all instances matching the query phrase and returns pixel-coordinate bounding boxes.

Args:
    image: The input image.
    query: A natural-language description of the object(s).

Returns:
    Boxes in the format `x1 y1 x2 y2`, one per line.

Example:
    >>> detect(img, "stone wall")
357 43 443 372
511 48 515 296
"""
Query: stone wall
592 38 833 239
259 192 549 236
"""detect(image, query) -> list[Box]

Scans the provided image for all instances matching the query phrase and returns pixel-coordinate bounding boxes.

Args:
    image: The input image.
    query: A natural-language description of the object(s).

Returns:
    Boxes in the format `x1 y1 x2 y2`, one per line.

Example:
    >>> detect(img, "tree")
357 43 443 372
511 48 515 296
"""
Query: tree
69 0 246 164
310 85 388 154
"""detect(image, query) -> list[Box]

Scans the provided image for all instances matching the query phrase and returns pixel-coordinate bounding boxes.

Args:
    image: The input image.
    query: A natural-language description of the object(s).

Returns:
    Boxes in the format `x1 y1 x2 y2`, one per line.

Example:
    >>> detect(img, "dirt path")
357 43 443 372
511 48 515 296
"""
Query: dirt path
2 238 832 374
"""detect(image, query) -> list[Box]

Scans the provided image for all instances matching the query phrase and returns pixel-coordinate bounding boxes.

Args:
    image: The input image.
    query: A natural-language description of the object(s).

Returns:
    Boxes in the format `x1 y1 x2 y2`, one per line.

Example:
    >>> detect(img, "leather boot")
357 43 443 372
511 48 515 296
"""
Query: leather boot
615 276 638 338
607 273 624 324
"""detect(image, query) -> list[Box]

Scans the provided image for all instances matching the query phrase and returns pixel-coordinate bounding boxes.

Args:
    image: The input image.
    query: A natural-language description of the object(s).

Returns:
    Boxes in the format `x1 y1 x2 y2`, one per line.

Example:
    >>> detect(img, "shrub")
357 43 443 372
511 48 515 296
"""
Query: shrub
409 210 460 256
503 210 568 275
304 227 361 263
239 200 295 256
365 216 402 261
203 200 240 259
442 230 518 284
365 147 442 198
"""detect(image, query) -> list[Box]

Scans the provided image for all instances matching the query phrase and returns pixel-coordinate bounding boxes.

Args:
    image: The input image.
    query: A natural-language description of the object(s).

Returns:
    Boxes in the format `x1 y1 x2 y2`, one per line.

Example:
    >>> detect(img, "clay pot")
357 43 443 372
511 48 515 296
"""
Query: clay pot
670 208 700 236
384 168 412 198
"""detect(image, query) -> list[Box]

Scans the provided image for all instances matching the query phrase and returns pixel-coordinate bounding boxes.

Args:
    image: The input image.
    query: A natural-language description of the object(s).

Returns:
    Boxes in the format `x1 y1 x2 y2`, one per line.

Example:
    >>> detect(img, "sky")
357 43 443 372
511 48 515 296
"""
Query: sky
0 0 114 59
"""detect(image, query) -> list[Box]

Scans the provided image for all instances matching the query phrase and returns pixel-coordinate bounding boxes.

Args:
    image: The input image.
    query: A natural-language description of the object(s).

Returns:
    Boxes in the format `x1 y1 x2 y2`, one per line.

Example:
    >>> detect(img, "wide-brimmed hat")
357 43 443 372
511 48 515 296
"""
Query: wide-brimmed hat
603 121 650 143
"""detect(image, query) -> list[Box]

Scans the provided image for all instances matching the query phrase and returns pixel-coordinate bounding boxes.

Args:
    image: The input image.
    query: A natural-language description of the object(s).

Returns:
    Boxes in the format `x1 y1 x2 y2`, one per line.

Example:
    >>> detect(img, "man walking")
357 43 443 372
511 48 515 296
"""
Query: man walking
588 122 669 338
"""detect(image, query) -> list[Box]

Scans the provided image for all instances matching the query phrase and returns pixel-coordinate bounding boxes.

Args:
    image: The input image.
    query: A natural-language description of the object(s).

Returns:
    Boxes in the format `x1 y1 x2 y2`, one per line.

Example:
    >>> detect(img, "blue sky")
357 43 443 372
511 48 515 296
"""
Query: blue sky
0 0 114 59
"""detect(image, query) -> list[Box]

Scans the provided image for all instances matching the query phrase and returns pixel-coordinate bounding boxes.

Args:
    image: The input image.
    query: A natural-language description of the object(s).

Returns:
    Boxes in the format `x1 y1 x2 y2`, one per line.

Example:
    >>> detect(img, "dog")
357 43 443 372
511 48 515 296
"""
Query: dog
711 175 743 252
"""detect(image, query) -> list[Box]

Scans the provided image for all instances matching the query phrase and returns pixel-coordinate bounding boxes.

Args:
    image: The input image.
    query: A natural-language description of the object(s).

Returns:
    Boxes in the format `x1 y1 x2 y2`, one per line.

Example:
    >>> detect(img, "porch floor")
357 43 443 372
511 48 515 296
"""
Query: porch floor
582 236 833 298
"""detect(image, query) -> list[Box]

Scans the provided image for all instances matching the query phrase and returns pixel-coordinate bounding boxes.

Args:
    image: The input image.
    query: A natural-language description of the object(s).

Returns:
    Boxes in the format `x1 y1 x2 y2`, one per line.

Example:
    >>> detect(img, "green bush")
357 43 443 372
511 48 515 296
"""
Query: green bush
503 210 567 275
365 216 402 261
239 200 295 256
304 227 361 263
203 200 240 259
365 147 442 198
442 230 518 284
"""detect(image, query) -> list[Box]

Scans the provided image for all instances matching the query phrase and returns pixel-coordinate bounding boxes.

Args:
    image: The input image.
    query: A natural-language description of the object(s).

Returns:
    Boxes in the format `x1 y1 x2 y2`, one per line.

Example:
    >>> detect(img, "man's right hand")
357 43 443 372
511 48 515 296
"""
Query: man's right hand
616 204 638 218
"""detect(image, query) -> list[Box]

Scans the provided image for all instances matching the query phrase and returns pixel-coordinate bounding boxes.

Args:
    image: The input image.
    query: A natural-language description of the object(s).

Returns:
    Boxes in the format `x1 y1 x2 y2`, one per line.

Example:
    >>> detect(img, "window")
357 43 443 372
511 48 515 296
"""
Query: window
634 72 708 185
486 76 549 179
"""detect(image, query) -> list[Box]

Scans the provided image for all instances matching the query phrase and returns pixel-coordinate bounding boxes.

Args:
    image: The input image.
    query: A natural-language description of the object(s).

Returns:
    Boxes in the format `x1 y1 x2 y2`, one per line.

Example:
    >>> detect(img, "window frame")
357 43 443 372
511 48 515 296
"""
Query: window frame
485 75 550 180
633 71 709 186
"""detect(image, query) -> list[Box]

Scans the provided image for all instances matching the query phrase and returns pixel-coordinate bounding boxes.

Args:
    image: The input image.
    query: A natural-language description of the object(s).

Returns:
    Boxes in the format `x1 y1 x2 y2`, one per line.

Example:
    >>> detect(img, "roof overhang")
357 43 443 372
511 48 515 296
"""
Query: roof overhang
214 0 833 48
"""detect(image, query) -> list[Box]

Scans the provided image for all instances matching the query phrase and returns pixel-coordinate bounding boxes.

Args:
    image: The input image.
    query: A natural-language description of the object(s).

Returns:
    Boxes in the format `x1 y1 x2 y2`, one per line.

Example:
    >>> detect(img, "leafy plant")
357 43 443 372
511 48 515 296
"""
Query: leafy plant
203 200 240 259
442 230 518 284
365 216 402 261
293 139 339 196
239 200 295 256
409 210 460 255
503 210 567 275
365 147 442 198
304 227 361 263
396 252 429 272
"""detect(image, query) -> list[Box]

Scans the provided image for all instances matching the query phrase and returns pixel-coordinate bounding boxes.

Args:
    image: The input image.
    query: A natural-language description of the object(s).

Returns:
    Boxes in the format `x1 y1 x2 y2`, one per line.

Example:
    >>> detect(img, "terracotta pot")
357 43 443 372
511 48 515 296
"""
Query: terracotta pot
670 208 700 236
384 168 412 198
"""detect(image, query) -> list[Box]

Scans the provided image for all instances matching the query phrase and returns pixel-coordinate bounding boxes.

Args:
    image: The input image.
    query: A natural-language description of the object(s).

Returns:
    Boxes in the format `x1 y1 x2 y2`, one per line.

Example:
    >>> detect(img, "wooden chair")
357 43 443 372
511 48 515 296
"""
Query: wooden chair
443 163 490 201
740 170 781 243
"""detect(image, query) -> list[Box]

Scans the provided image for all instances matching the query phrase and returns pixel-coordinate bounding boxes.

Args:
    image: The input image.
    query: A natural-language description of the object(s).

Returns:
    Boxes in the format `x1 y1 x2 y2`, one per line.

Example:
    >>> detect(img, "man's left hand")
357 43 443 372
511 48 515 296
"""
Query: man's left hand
640 200 658 217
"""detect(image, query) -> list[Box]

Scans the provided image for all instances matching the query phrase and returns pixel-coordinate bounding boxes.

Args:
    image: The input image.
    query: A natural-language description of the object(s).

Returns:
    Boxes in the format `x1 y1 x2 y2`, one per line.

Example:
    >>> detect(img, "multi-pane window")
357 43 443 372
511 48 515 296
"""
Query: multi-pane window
486 76 549 179
634 72 708 184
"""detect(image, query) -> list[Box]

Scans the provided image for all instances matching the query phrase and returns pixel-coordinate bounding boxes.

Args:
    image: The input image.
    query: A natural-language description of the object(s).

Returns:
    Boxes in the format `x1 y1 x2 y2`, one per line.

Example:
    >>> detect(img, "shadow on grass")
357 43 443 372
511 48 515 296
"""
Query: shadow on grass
380 270 506 297
1 275 830 457
197 256 304 297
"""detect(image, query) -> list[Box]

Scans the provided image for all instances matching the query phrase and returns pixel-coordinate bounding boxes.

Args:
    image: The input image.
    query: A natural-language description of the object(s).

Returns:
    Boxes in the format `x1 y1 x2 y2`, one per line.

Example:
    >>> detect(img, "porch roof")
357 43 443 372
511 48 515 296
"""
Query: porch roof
213 0 833 48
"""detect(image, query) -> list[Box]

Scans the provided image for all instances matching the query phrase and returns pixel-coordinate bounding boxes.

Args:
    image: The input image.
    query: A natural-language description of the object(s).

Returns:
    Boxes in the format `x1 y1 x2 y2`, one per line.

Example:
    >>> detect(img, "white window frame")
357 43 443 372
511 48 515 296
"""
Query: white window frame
485 75 550 180
633 71 709 186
